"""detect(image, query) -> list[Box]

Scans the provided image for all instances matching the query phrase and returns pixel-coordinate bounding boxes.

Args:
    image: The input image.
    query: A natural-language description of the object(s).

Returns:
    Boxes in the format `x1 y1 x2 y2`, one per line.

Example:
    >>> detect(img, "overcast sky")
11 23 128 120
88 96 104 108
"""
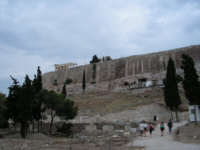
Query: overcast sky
0 0 200 94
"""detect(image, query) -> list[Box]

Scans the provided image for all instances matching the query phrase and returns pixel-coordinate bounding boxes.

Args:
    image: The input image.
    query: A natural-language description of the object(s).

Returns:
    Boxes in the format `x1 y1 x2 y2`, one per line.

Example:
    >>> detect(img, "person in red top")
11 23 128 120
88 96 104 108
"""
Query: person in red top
149 123 154 137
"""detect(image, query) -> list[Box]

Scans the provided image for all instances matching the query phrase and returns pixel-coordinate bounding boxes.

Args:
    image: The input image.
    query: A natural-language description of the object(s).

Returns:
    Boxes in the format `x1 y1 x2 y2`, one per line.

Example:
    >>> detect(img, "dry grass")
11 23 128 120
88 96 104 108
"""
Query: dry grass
70 87 164 116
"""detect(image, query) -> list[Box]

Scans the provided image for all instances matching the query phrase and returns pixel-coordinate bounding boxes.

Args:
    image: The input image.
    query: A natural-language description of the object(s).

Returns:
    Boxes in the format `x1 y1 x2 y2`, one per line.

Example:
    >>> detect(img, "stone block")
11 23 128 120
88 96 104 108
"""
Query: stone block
85 124 97 133
103 125 114 132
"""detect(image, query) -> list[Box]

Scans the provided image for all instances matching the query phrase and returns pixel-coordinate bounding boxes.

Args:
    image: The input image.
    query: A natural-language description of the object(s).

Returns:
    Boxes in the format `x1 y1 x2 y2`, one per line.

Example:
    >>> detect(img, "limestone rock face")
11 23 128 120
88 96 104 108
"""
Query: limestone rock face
43 45 200 94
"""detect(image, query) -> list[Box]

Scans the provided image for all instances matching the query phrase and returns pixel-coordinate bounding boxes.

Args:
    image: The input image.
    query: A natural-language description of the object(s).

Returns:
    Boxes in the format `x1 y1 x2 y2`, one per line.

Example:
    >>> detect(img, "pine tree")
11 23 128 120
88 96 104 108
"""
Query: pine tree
32 67 44 133
163 58 181 121
0 93 8 128
82 70 86 92
7 75 34 138
62 83 67 97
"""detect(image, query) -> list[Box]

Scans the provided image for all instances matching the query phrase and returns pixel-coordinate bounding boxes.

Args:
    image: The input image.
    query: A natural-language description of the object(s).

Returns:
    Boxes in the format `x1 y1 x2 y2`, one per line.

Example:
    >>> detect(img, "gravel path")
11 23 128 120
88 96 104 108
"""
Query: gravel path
129 121 200 150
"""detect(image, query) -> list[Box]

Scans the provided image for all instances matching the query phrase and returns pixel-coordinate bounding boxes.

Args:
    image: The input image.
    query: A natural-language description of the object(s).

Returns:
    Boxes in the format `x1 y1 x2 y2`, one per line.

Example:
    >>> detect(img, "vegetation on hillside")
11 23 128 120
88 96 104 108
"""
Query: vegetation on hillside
1 67 78 138
181 54 200 122
163 58 181 121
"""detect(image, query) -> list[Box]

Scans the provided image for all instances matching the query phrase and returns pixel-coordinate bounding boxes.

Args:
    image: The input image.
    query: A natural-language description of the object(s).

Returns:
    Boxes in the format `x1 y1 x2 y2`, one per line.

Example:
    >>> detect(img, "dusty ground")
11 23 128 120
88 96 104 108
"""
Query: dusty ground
0 129 135 150
129 121 200 150
0 88 194 150
71 88 165 116
174 122 200 144
1 121 199 150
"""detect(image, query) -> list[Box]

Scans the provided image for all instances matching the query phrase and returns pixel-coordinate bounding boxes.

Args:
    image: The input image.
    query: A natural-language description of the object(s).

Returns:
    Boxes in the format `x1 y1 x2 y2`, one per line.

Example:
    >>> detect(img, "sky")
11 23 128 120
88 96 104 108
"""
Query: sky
0 0 200 94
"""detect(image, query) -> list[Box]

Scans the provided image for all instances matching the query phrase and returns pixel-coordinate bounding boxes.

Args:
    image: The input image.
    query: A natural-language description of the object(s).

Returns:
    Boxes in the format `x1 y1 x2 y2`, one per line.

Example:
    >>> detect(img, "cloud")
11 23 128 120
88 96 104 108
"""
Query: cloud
0 0 200 93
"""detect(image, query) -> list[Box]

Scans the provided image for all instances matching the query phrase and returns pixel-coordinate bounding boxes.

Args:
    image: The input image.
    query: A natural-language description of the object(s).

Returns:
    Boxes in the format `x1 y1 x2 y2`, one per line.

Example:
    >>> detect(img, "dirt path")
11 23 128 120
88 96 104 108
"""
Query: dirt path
129 121 200 150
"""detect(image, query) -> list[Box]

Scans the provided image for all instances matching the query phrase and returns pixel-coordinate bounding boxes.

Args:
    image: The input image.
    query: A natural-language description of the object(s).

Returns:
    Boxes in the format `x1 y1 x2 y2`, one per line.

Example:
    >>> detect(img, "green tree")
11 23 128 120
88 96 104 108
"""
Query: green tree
32 67 44 133
20 75 34 138
163 58 181 121
82 70 86 92
62 78 73 97
181 54 200 105
181 54 200 122
7 76 21 129
92 64 96 82
0 93 8 128
65 78 73 85
57 99 78 120
44 91 77 134
61 83 67 97
7 75 34 138
90 55 101 64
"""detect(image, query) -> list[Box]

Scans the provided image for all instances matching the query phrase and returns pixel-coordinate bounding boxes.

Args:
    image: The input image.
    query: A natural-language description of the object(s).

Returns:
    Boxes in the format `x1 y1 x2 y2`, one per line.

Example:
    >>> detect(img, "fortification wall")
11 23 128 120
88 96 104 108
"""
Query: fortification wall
42 45 200 94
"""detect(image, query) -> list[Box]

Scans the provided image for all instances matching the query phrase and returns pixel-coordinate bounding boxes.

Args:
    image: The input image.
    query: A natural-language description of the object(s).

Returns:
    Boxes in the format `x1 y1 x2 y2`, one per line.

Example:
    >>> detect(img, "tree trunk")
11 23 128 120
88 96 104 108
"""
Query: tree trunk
37 120 40 133
49 111 55 135
32 121 35 133
20 122 28 138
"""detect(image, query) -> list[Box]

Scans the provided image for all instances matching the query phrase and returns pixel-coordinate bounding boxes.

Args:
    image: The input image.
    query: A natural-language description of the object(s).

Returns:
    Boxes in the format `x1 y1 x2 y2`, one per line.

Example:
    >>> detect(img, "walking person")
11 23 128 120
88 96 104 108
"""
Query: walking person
160 121 165 136
139 122 144 136
148 123 154 137
143 122 148 137
167 119 173 134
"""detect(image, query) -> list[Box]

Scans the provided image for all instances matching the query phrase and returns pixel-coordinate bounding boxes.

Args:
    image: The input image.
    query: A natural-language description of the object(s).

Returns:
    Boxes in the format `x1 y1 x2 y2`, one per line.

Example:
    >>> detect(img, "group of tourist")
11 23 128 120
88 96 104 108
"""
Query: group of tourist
160 119 173 136
139 121 154 137
139 118 173 137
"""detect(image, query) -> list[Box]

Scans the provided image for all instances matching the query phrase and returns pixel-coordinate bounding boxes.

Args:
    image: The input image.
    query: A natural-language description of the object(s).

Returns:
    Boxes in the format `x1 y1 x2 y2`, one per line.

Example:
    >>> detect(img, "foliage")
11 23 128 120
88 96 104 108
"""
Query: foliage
53 79 58 86
181 54 200 105
61 84 67 97
82 70 86 92
92 63 96 81
44 91 77 134
163 58 181 112
30 67 44 133
90 55 101 64
102 56 112 62
57 99 78 120
7 75 34 138
56 123 73 137
65 78 73 85
176 74 183 84
0 93 8 128
5 67 78 137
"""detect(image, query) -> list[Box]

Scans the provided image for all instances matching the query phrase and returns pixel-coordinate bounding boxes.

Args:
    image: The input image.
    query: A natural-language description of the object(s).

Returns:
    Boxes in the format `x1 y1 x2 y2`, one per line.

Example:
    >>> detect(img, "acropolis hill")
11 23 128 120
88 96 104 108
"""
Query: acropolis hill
42 45 200 95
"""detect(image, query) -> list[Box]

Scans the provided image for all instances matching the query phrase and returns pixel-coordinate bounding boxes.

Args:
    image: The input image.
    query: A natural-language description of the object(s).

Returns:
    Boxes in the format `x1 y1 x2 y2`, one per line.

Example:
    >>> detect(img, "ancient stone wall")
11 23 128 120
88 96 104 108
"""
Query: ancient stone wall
43 45 200 94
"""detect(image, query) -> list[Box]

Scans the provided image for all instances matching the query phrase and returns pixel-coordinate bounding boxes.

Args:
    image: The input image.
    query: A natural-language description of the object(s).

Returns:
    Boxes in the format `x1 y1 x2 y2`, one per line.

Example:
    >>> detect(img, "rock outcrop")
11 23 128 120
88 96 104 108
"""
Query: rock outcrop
43 45 200 94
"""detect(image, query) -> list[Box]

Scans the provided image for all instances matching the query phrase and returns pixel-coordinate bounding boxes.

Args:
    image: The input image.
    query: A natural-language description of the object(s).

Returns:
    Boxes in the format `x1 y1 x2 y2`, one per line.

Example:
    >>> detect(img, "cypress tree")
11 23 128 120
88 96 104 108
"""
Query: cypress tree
92 63 96 82
82 70 86 92
163 58 181 121
7 75 34 138
181 54 200 122
62 83 67 97
32 67 43 133
36 66 42 92
181 54 200 105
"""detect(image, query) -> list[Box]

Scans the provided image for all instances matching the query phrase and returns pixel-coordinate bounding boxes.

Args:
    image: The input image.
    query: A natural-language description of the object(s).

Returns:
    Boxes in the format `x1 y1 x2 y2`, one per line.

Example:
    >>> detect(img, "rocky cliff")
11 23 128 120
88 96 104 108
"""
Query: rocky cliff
43 45 200 94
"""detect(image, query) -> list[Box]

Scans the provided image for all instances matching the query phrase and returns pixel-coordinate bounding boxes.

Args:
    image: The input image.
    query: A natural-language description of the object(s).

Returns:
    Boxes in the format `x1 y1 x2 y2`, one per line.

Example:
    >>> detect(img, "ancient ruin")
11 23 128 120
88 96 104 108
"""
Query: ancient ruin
43 45 200 94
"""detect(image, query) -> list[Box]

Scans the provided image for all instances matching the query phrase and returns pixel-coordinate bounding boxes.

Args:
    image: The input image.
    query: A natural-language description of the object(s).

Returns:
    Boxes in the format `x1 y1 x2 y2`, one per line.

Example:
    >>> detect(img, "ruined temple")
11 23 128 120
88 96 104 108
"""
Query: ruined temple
43 45 200 94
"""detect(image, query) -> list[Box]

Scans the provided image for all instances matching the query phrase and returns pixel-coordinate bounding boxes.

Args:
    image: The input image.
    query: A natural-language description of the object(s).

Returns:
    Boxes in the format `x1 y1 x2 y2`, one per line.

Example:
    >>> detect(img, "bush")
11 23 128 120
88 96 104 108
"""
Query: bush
56 123 73 137
124 81 129 86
